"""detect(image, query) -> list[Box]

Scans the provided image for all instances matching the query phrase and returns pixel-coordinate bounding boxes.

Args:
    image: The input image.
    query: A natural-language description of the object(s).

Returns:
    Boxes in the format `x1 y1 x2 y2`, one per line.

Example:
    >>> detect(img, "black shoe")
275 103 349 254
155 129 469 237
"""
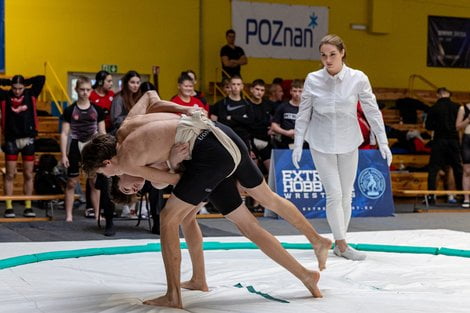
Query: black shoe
104 225 116 237
23 208 36 217
4 209 15 218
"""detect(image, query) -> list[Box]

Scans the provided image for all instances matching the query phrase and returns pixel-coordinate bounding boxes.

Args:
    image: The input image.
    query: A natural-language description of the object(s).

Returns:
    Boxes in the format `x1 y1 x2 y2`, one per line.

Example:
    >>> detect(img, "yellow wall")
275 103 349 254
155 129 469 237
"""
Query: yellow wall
4 0 470 101
5 0 201 99
202 0 470 92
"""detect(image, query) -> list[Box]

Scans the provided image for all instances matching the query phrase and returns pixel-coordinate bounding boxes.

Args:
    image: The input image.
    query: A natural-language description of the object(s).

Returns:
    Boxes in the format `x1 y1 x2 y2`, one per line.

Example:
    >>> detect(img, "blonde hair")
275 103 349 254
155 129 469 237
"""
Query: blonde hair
319 34 346 60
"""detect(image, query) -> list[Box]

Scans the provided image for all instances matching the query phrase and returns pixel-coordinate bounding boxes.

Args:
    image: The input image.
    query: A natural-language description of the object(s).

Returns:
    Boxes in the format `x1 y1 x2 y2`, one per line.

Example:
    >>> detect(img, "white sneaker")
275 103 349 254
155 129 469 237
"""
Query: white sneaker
199 206 210 214
334 246 367 261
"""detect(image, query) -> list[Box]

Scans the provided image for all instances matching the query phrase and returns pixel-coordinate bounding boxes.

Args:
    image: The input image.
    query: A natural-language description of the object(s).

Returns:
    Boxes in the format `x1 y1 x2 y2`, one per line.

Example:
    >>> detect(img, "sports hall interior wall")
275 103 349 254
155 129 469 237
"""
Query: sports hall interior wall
4 0 470 99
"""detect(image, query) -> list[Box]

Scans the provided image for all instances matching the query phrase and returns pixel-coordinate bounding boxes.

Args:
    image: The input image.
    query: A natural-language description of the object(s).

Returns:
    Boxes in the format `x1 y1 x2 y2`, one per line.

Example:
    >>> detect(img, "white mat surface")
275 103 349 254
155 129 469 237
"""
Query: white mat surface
1 229 469 313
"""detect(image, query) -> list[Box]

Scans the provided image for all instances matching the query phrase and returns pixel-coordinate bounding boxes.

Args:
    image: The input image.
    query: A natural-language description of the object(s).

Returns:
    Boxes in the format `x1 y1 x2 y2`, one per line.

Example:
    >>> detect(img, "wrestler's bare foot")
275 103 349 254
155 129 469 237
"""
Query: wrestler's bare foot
181 279 209 291
143 294 182 309
313 237 332 271
301 270 322 298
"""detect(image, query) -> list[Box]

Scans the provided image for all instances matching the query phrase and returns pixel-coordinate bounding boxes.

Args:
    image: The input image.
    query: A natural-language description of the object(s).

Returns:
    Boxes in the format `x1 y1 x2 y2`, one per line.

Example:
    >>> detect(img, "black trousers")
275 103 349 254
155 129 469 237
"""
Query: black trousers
427 138 463 191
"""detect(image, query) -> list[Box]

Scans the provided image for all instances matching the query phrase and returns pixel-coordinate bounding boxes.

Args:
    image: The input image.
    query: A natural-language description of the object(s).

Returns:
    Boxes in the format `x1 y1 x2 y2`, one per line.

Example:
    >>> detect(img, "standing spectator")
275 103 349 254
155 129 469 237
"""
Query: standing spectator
171 72 208 113
271 79 303 149
89 70 114 132
110 70 141 135
60 76 105 222
456 101 470 207
249 79 273 172
185 70 208 106
266 82 284 113
0 75 45 218
88 70 116 230
220 29 247 80
210 75 253 149
425 87 463 204
292 34 391 261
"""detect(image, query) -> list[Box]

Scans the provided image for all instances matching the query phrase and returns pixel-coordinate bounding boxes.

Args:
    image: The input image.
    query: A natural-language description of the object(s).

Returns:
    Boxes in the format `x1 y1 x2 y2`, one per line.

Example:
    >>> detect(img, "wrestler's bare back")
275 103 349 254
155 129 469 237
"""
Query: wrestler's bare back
115 113 182 184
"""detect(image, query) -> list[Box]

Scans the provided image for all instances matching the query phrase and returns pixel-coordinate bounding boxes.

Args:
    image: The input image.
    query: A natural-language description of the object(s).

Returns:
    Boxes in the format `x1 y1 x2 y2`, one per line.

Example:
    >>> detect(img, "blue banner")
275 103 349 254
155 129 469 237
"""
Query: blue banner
268 149 395 218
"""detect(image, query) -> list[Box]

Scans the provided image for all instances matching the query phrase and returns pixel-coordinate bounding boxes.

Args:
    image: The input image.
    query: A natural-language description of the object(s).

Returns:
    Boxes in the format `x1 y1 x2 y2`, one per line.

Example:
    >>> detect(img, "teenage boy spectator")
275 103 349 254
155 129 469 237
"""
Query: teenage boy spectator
220 29 247 80
210 75 254 149
60 76 105 222
271 79 303 149
249 79 273 172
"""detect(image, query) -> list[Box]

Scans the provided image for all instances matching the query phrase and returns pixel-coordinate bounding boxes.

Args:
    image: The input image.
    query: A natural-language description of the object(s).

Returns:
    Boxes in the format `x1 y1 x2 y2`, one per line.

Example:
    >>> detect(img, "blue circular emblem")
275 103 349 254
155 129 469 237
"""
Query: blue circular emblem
358 167 386 199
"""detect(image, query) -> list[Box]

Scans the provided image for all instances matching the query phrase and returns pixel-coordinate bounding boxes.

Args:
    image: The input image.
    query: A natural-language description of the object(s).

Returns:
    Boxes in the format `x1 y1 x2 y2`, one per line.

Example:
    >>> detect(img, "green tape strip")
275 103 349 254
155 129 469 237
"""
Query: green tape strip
1 241 469 270
234 283 289 303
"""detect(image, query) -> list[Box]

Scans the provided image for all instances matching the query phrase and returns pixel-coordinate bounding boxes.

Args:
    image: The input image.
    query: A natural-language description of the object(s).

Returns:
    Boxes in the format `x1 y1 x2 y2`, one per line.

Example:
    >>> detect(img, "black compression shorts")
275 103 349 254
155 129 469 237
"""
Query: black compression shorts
172 123 264 215
462 134 470 164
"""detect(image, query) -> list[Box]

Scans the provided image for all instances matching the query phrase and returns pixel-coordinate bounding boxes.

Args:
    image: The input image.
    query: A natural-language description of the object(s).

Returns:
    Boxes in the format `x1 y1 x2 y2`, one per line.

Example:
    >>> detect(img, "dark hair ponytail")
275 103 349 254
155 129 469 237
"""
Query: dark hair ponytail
93 70 110 89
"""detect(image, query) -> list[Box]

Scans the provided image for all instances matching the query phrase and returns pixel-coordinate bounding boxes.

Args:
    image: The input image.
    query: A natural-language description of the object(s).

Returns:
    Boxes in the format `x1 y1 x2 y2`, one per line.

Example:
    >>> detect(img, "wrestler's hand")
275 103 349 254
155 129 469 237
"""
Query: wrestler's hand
378 143 392 167
169 142 190 170
292 145 302 169
168 173 181 186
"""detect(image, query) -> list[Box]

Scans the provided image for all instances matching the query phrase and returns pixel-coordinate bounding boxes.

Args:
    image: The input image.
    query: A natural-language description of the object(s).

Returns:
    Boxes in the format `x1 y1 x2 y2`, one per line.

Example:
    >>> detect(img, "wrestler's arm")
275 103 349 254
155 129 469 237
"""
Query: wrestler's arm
130 166 180 186
146 99 197 116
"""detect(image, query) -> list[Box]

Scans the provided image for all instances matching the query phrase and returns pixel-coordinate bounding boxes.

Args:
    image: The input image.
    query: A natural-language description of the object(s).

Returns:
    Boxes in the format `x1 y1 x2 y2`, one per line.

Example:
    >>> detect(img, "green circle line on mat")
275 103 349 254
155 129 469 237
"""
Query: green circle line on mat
0 241 469 270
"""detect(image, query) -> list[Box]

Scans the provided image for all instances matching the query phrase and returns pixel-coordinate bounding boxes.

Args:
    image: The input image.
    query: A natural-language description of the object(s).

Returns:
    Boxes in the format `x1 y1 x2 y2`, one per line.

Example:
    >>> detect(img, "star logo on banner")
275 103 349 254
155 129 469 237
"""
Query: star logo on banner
308 12 318 29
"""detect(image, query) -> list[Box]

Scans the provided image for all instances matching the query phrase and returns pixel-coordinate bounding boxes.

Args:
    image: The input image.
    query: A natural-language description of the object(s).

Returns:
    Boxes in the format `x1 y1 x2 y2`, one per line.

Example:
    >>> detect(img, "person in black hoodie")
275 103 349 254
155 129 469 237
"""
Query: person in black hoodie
425 87 463 204
0 75 45 218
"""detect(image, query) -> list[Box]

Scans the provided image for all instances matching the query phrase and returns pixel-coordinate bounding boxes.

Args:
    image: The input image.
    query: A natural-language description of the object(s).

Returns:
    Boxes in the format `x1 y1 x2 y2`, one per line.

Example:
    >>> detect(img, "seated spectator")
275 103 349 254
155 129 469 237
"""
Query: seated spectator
271 79 303 149
171 72 208 113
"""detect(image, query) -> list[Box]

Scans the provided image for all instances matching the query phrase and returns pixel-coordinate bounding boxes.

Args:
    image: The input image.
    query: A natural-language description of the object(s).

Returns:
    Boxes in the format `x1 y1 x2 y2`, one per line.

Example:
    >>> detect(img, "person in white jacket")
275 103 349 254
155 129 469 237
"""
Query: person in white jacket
292 34 392 261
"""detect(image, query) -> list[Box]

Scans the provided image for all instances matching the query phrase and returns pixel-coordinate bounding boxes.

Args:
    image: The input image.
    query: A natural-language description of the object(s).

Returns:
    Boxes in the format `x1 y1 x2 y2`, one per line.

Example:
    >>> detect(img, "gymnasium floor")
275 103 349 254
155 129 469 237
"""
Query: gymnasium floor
0 201 469 313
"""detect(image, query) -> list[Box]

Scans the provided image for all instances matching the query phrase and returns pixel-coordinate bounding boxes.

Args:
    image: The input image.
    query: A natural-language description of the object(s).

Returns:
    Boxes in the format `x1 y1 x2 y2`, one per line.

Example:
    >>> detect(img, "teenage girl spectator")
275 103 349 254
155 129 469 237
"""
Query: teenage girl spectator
170 72 208 113
185 70 208 106
89 70 114 132
292 34 391 261
60 76 105 222
110 70 141 134
0 74 45 218
271 79 303 149
455 101 470 207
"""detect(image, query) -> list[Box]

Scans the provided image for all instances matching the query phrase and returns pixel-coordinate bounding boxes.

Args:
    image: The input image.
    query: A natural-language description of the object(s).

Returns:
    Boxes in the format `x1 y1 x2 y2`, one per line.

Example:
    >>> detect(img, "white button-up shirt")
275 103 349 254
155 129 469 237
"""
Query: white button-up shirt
295 64 387 154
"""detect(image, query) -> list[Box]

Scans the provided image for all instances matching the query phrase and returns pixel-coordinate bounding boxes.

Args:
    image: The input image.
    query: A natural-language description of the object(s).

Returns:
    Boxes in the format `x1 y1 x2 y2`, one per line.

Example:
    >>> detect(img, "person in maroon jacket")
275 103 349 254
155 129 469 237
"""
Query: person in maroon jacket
0 75 45 218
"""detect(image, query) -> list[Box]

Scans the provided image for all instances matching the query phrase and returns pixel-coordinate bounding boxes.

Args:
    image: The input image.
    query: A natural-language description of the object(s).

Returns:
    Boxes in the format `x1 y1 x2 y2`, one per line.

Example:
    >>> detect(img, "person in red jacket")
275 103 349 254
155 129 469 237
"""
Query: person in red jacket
170 72 208 113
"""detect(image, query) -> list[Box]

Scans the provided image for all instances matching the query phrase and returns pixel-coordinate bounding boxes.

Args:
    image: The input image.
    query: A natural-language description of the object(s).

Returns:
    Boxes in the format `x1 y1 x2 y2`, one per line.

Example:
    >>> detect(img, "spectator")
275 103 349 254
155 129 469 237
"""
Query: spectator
455 99 470 207
425 87 462 204
266 82 284 113
185 70 208 106
271 79 303 149
110 70 141 134
171 72 208 112
0 74 45 218
210 75 254 149
220 29 247 80
248 79 273 172
60 76 105 222
395 97 429 124
89 70 114 132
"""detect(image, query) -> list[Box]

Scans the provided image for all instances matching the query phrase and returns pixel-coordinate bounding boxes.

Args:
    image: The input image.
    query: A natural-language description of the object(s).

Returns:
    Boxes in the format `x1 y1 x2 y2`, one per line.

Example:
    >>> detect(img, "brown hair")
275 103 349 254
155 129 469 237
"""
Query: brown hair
290 79 304 89
319 34 346 60
110 176 138 204
81 134 117 176
118 70 142 111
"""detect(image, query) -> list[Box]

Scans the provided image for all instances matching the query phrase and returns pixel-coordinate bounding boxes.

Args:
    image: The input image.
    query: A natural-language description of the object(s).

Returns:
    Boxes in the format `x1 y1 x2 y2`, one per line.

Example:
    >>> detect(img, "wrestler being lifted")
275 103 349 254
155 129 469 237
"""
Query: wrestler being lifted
81 91 332 309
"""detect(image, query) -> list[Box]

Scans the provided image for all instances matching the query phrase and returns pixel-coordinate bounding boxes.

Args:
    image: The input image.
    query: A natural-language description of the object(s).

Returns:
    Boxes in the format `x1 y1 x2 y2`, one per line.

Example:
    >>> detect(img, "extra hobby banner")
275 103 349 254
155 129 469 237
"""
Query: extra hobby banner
427 16 470 68
231 1 328 60
268 149 395 219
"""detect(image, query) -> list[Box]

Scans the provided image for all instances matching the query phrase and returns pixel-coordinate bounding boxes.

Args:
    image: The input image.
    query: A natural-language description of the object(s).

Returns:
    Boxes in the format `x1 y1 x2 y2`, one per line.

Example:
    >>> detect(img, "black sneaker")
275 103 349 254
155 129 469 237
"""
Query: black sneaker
23 208 36 217
4 209 15 218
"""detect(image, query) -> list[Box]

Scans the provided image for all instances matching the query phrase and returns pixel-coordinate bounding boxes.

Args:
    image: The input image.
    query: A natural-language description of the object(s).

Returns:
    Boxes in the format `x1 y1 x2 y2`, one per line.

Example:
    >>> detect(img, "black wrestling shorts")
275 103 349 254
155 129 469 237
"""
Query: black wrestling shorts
172 123 264 215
